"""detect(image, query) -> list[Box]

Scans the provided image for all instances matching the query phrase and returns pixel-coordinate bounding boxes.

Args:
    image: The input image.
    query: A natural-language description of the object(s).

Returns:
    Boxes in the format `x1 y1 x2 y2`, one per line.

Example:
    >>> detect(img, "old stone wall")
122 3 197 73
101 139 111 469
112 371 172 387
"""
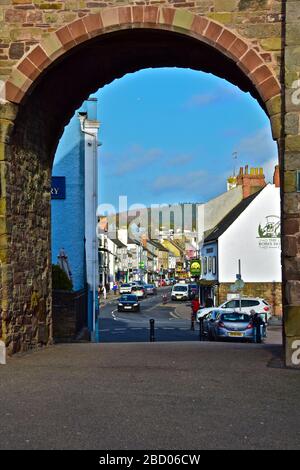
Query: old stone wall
52 288 87 341
0 0 299 367
218 282 282 316
283 0 300 367
0 0 283 84
0 101 52 353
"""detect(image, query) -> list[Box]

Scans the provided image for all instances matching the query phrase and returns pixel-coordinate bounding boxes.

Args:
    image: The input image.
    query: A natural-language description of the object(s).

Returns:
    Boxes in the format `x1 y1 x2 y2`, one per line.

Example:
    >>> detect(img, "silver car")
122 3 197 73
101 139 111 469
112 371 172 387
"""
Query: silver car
144 284 157 295
209 311 258 342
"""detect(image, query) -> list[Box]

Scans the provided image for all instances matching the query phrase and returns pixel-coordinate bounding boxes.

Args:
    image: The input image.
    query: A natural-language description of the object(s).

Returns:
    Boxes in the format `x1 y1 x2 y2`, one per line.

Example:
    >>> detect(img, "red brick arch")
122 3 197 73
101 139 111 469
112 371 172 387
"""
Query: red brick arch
5 5 280 107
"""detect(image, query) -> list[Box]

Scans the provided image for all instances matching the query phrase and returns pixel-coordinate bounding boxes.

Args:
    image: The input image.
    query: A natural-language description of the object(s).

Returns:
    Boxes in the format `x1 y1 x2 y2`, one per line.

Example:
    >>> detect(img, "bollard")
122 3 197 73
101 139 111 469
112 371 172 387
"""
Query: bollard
199 317 204 341
150 319 155 342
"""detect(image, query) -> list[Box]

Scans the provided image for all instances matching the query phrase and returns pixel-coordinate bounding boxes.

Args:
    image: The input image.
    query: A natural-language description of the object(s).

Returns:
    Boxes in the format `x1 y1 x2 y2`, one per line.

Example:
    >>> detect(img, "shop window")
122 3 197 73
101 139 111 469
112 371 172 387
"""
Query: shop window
203 257 207 275
212 256 216 275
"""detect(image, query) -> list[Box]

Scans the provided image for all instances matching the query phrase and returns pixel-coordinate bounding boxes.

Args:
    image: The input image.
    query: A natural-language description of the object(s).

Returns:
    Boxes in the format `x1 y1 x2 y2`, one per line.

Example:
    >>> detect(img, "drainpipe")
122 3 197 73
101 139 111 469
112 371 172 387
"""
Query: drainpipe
78 112 100 342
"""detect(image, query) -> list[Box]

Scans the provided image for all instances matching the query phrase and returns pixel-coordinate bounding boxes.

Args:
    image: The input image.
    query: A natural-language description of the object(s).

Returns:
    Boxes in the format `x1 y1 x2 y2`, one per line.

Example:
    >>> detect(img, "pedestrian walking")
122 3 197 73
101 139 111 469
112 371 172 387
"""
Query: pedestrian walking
191 295 200 331
250 309 265 343
102 284 107 300
112 283 118 296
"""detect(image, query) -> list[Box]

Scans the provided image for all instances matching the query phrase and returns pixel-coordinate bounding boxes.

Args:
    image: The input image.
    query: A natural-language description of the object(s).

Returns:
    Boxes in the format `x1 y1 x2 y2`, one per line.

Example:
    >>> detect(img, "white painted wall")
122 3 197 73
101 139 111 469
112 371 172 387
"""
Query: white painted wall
219 184 282 283
83 120 100 292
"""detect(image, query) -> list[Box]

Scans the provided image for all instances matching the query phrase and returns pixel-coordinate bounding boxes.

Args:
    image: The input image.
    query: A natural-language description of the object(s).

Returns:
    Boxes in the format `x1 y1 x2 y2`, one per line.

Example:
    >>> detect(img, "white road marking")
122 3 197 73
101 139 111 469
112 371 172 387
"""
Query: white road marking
111 309 118 321
115 328 126 331
170 312 181 319
131 328 143 330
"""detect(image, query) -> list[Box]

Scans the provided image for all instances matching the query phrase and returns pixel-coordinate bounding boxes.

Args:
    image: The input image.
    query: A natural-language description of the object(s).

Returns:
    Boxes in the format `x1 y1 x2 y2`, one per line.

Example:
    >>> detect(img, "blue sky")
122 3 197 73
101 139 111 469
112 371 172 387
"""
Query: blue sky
94 67 277 209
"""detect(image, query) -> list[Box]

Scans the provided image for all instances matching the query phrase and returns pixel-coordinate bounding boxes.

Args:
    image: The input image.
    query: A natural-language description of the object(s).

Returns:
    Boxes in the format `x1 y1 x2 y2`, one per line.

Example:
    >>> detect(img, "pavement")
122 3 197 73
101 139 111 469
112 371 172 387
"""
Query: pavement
0 340 299 450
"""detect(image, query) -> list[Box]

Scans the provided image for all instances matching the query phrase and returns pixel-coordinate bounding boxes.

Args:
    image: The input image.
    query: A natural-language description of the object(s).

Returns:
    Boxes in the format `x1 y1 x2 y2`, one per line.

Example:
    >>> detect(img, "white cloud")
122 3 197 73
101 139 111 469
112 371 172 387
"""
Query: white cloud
184 84 241 109
166 154 194 166
111 146 163 176
236 127 277 159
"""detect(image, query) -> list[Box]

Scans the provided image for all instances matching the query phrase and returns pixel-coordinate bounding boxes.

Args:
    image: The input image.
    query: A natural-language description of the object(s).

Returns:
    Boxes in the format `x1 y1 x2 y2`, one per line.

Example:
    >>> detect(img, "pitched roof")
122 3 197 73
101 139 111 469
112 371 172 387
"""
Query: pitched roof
204 189 263 243
127 237 140 246
109 238 127 249
148 240 169 252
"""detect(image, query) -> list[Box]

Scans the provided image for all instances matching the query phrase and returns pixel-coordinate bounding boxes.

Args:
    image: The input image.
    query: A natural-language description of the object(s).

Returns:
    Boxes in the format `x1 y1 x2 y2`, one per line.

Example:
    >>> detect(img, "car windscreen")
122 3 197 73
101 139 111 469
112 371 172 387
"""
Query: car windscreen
145 285 153 288
220 313 250 322
120 295 137 301
173 286 188 292
121 284 131 287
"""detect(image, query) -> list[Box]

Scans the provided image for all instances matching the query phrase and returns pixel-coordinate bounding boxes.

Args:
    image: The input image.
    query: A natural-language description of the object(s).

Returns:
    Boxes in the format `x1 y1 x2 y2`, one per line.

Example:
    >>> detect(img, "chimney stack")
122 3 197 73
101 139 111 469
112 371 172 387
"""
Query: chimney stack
236 165 266 198
273 165 280 188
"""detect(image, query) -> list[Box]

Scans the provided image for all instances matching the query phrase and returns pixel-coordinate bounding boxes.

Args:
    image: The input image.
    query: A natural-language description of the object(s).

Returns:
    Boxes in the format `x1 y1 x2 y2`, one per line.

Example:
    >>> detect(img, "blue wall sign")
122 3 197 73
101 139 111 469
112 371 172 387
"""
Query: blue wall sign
51 176 66 199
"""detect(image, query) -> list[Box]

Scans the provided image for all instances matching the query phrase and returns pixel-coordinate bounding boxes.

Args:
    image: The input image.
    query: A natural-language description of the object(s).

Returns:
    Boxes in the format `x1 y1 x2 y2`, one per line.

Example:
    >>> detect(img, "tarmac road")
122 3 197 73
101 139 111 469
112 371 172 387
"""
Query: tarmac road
99 287 199 343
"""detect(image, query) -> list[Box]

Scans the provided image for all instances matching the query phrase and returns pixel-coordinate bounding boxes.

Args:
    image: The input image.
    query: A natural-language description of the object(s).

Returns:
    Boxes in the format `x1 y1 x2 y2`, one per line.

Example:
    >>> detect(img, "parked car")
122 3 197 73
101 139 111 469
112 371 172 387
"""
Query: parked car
196 307 224 323
131 285 147 299
171 283 189 301
201 309 222 340
118 294 140 312
130 280 145 287
144 284 157 295
207 311 260 342
119 283 132 294
218 297 272 321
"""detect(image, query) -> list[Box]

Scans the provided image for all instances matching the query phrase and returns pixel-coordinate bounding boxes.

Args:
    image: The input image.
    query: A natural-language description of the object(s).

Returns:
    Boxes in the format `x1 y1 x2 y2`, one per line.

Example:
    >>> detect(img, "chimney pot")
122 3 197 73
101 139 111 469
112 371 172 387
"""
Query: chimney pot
273 164 280 188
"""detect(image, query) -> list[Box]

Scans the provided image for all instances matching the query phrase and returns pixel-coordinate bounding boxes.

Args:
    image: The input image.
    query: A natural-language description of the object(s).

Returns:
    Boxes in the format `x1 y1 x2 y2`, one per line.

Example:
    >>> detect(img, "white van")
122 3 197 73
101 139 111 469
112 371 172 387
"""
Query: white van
171 283 189 301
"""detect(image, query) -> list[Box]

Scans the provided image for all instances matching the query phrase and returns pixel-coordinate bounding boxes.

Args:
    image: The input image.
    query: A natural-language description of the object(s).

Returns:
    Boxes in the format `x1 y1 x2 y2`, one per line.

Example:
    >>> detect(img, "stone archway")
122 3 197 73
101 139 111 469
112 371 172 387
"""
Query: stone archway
0 4 299 367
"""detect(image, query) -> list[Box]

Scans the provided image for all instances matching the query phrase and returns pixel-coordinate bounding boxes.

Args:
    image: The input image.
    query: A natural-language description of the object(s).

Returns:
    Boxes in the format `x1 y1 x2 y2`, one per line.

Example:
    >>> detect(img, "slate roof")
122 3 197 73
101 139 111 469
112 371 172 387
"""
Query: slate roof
204 189 263 243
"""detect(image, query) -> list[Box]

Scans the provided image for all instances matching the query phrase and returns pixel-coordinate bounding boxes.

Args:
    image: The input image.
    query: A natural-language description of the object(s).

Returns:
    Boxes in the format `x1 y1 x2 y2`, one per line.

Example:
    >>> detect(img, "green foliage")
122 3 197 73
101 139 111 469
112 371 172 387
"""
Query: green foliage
52 264 73 291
